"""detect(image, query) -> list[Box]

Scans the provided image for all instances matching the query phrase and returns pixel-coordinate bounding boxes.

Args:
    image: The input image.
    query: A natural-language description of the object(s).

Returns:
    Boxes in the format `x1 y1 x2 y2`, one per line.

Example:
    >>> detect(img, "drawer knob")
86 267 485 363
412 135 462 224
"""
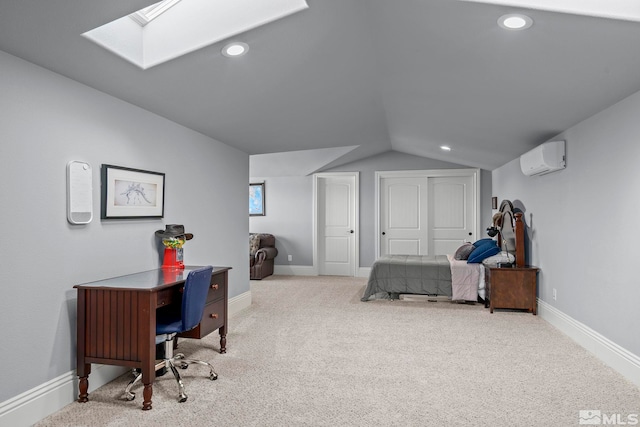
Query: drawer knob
211 284 219 290
210 313 219 319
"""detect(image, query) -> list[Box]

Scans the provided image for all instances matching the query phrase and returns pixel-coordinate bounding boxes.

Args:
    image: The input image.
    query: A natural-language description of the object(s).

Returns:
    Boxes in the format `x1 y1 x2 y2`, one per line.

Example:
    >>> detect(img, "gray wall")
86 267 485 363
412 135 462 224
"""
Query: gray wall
249 175 314 266
251 151 492 268
492 89 640 357
0 51 249 403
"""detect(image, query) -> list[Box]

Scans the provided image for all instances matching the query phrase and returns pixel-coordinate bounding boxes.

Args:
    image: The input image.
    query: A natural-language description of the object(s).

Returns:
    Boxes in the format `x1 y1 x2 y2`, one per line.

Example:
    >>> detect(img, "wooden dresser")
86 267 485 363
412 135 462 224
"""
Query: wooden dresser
485 266 539 315
178 266 229 353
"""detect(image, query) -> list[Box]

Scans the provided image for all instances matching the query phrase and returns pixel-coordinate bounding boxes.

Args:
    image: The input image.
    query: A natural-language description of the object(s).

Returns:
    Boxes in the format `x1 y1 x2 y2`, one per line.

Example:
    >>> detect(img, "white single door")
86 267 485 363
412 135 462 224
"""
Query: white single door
317 174 357 276
380 176 429 255
428 175 476 255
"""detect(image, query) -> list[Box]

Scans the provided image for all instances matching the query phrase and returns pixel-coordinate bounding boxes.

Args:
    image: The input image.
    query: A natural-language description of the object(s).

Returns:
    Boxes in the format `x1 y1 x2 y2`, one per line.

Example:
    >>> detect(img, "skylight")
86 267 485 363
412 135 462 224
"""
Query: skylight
460 0 640 23
83 0 309 69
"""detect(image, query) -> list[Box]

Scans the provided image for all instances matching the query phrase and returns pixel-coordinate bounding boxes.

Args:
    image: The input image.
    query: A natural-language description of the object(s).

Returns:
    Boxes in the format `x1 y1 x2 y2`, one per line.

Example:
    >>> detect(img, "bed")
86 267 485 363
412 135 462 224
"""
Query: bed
361 200 525 302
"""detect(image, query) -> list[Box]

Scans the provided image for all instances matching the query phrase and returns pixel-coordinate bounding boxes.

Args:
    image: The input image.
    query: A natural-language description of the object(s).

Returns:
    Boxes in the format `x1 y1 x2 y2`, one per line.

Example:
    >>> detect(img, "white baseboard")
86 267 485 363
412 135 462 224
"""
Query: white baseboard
0 290 253 427
228 289 252 317
538 299 640 388
273 265 317 276
0 364 128 427
274 265 371 278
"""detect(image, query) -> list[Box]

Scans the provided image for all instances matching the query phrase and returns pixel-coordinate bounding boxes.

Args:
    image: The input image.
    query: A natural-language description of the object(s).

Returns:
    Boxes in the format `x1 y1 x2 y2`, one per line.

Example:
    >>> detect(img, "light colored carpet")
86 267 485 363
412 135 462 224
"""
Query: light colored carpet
37 275 639 426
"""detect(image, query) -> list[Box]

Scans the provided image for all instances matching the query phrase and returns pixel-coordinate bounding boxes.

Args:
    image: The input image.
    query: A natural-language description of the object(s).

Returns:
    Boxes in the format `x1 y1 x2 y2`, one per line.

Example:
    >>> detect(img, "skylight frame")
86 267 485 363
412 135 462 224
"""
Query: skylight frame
129 0 183 27
83 0 309 69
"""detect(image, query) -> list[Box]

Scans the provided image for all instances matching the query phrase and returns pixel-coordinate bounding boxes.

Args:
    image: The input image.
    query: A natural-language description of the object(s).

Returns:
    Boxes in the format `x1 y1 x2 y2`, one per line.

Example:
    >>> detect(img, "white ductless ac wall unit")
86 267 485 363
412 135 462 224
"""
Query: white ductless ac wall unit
520 140 566 176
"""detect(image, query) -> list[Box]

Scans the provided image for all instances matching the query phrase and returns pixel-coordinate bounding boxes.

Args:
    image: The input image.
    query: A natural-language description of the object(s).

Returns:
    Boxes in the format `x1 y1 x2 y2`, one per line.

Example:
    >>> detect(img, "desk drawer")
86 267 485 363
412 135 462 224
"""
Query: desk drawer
207 272 226 303
200 299 225 333
179 299 225 339
156 288 175 308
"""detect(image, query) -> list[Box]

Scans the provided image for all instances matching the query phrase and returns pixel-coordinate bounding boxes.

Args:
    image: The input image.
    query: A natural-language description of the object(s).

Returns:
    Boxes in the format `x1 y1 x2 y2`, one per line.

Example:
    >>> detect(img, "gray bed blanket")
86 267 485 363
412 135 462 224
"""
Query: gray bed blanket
361 255 452 301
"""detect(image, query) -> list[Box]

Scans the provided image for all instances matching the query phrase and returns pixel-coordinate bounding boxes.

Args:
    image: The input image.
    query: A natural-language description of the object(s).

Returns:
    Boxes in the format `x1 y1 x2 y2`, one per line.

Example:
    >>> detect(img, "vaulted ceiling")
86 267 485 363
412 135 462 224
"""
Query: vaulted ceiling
2 0 640 171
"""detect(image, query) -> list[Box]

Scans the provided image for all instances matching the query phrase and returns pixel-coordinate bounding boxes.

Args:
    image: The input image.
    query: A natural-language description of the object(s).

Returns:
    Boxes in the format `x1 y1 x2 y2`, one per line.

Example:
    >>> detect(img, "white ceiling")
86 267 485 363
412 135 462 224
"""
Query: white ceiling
2 0 640 171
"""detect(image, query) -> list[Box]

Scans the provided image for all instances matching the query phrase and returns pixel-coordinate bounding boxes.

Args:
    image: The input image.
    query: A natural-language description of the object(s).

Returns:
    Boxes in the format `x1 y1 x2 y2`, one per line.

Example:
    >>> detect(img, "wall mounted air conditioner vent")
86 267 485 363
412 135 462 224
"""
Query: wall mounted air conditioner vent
520 140 566 176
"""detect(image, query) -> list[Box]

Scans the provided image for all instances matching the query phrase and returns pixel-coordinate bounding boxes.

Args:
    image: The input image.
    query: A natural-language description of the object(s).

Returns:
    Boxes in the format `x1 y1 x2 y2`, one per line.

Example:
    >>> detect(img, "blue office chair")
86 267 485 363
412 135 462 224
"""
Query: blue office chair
123 266 218 403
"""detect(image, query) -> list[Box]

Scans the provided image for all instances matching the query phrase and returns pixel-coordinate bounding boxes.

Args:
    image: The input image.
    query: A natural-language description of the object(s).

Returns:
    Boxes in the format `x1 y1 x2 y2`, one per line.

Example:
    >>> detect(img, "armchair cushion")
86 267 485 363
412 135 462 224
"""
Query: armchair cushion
249 234 261 256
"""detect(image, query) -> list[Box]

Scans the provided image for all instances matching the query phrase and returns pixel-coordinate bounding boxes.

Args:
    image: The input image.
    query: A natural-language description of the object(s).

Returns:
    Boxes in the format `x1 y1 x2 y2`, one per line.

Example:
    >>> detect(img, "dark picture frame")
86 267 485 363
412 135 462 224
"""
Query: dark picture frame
249 182 265 216
101 164 165 219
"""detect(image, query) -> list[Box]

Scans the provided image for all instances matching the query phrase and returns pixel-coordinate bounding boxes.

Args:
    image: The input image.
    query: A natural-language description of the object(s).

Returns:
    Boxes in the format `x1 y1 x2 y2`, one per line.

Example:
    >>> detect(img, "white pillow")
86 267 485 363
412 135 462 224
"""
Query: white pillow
481 251 515 267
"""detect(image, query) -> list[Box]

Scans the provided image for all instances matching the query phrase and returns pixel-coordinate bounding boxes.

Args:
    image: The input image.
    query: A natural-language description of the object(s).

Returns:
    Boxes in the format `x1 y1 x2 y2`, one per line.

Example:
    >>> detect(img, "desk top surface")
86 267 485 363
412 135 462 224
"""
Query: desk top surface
74 266 231 291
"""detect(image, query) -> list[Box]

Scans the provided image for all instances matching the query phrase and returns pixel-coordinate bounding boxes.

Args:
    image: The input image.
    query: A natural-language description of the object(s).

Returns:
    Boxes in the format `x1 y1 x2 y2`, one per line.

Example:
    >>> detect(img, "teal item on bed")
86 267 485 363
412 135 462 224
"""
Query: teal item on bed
467 241 500 263
472 238 494 248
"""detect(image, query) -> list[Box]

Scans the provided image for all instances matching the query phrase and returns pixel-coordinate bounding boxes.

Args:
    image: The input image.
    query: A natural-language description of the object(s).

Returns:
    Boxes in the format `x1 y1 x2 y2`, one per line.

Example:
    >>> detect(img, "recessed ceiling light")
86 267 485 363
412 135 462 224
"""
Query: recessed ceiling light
440 146 452 151
222 42 249 57
498 14 533 30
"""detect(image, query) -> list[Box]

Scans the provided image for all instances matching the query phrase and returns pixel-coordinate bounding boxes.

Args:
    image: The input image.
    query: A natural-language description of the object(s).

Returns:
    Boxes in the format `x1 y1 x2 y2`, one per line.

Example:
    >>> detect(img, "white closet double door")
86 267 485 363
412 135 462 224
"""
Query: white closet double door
377 169 479 257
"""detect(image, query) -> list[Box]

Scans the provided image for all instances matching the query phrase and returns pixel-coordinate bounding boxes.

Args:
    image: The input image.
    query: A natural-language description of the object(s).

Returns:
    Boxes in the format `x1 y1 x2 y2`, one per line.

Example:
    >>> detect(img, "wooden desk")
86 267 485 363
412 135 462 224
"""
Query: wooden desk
74 265 230 410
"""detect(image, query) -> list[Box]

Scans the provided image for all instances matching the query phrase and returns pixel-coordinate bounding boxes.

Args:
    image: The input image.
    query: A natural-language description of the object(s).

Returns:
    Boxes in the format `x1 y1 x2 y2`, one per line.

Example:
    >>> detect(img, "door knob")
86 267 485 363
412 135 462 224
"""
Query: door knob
382 232 386 235
350 230 354 234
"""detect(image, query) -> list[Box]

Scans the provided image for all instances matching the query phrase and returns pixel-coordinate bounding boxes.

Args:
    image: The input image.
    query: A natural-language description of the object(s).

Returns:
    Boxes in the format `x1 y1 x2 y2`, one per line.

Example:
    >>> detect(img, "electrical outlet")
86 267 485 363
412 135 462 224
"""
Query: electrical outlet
288 255 293 262
552 288 557 301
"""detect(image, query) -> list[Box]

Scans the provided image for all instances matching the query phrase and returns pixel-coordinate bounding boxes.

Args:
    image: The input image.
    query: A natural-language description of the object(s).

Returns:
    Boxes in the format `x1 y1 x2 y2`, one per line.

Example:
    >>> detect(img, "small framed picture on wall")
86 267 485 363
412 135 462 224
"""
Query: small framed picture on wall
249 182 265 216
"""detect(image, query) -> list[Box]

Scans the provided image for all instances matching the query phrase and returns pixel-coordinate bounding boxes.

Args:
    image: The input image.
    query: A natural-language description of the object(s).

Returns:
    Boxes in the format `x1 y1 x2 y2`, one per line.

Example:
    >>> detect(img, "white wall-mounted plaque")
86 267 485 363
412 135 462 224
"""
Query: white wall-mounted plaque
67 161 93 224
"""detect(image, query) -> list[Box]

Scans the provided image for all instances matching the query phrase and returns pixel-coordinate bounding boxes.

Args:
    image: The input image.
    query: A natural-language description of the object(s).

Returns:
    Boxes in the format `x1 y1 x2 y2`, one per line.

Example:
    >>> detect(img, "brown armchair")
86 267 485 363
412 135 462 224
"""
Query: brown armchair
250 233 278 280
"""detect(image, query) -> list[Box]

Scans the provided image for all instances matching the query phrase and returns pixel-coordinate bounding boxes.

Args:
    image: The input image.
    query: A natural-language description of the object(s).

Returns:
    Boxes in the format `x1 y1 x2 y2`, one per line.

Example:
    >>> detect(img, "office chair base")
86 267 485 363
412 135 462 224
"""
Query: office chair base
168 362 188 402
122 357 218 403
123 371 142 401
175 353 219 381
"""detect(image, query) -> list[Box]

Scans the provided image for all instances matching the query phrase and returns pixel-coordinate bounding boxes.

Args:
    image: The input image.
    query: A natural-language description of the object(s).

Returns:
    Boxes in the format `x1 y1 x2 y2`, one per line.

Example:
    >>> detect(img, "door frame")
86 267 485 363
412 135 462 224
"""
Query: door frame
374 168 480 259
313 172 360 276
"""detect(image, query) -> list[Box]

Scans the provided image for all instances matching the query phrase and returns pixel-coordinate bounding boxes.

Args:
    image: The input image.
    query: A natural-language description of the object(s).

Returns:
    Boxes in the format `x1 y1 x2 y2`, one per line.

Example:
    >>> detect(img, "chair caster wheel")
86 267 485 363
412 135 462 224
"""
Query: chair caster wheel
210 373 218 381
123 392 135 401
180 363 188 370
178 394 188 403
